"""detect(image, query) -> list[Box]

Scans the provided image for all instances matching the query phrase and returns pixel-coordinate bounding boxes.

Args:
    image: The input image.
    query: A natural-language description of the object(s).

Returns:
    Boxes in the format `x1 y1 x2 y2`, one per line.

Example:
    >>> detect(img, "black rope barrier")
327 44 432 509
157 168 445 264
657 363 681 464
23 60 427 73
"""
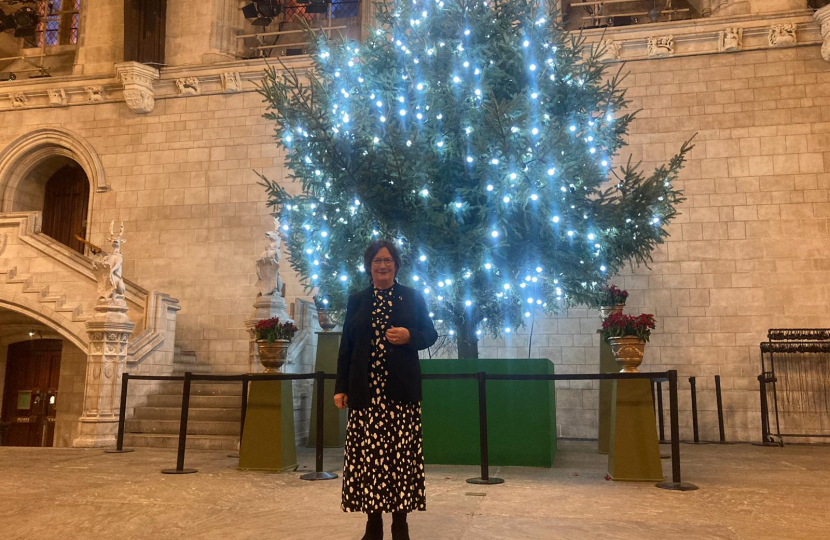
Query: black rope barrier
107 369 695 491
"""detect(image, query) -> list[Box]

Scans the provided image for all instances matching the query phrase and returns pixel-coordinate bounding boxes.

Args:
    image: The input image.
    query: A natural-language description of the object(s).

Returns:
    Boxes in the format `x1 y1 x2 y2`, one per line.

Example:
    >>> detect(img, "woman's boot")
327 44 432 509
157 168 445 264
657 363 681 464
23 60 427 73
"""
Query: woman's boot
361 512 383 540
391 511 410 540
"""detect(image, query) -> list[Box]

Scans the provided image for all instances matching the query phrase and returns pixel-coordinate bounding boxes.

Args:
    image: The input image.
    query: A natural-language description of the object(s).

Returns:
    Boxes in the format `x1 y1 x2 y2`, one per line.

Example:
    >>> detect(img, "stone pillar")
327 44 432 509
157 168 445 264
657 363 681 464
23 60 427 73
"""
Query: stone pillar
74 221 135 448
816 6 830 63
74 304 134 447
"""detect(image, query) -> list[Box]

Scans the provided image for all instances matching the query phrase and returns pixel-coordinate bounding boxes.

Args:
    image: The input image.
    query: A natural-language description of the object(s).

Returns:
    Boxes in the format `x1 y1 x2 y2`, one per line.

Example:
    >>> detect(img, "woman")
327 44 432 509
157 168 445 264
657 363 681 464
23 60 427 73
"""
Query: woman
334 240 438 540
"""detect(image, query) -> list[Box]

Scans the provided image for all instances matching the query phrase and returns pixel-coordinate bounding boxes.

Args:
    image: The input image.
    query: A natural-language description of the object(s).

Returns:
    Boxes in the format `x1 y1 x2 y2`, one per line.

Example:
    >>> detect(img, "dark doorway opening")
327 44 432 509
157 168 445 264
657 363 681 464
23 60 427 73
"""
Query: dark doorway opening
0 339 62 447
41 162 90 254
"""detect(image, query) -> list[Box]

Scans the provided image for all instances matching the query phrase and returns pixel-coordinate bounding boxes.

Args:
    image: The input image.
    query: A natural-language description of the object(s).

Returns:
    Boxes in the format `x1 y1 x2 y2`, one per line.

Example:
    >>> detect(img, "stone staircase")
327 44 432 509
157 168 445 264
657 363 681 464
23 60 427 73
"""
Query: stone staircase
1 266 92 324
124 348 243 451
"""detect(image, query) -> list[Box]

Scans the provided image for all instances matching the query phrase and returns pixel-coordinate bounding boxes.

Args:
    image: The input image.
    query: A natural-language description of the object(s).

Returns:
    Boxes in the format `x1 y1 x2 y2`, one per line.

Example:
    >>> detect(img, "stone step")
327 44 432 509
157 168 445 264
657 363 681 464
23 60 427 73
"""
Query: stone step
133 406 241 422
123 433 239 451
126 419 240 436
153 381 242 396
144 394 242 408
171 363 212 374
174 351 199 364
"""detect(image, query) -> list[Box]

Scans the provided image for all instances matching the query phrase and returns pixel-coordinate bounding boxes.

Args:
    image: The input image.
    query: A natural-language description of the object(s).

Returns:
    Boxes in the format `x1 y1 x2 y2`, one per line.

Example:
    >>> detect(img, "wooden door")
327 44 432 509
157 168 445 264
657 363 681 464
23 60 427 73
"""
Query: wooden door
0 340 62 447
41 162 89 254
124 0 167 65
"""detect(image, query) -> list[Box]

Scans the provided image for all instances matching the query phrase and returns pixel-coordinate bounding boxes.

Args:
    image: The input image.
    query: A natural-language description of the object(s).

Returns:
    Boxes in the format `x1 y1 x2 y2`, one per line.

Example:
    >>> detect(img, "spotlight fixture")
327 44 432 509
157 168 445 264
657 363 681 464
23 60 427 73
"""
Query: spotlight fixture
12 6 37 37
241 0 281 26
647 0 666 23
0 71 16 81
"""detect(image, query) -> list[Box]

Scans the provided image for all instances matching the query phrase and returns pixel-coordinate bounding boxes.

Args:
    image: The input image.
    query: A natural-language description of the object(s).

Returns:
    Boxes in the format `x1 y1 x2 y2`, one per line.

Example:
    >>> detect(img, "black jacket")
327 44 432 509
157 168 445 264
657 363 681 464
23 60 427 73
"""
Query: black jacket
335 283 438 409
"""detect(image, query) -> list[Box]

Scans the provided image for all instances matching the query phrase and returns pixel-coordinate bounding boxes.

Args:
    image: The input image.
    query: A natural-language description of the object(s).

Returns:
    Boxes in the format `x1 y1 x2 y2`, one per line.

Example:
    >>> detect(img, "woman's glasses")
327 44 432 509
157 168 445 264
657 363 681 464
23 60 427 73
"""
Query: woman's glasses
371 258 395 266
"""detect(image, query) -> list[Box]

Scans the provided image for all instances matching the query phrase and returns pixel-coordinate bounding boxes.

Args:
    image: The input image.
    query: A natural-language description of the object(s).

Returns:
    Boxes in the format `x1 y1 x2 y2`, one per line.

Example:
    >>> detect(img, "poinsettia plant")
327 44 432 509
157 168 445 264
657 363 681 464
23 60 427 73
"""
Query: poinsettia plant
596 284 629 307
602 313 656 343
254 317 299 343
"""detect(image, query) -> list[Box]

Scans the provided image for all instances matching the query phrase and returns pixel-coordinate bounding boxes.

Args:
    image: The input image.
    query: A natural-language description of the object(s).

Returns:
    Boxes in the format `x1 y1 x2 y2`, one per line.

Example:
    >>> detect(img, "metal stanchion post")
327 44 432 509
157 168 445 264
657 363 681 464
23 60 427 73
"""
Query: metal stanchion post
105 373 135 454
657 381 666 443
715 375 726 443
302 371 338 481
467 371 504 485
753 374 780 446
162 371 198 474
657 370 698 491
687 376 708 444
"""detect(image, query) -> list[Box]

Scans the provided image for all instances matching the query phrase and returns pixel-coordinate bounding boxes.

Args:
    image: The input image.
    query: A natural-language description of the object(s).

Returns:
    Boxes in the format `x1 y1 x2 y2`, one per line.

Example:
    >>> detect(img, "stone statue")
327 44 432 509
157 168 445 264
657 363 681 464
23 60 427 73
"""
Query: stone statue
718 28 742 52
92 221 127 306
768 24 796 48
256 217 285 298
85 86 105 103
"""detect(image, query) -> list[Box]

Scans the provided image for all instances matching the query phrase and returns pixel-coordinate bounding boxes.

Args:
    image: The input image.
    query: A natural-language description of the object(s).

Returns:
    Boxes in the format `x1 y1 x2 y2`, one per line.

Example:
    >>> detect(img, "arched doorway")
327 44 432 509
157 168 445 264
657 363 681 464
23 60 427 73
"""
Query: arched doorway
39 159 90 253
0 127 109 254
0 339 62 447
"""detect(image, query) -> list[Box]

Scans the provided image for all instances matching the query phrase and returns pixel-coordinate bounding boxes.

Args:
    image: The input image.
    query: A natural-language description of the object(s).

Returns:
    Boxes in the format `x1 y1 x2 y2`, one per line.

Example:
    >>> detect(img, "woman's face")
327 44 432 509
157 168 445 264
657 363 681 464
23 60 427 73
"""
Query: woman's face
370 247 397 286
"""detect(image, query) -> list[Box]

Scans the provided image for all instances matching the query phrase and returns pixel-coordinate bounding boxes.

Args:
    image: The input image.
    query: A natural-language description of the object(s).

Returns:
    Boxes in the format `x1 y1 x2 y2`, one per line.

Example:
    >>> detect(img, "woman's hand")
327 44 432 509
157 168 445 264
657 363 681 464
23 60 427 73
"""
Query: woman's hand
334 393 348 409
386 326 411 345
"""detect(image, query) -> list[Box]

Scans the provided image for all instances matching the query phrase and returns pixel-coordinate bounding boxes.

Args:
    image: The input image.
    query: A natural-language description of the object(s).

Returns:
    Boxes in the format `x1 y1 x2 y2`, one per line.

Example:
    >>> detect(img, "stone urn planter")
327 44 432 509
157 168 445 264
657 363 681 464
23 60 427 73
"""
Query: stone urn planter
257 339 290 373
607 336 646 373
316 307 337 332
599 304 625 320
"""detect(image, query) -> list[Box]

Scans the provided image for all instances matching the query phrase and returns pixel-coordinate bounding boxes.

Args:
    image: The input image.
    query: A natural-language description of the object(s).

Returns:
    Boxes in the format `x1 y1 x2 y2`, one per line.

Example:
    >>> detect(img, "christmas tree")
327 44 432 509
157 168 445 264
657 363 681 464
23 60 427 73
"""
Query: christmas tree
258 0 690 358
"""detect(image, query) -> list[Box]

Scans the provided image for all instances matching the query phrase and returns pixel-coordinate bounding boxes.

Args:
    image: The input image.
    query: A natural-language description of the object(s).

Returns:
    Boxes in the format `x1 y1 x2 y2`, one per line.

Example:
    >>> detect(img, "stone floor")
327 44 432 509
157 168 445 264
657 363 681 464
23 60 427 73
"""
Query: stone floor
0 441 828 540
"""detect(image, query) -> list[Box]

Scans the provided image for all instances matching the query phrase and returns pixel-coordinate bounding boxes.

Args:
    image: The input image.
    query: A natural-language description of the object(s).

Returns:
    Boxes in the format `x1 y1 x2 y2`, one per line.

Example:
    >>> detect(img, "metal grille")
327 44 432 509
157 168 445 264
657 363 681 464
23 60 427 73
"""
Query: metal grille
760 329 830 444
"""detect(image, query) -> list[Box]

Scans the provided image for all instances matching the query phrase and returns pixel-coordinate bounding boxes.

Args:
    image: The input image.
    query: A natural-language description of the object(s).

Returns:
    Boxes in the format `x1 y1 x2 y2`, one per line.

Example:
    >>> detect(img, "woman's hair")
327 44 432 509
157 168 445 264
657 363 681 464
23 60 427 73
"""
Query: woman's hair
363 239 402 281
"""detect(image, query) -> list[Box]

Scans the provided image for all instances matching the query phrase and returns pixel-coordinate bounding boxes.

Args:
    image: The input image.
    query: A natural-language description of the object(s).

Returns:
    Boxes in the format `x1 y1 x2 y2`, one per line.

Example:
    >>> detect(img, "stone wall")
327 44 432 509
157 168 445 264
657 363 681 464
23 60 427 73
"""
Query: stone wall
2 12 830 442
476 44 830 442
54 340 87 447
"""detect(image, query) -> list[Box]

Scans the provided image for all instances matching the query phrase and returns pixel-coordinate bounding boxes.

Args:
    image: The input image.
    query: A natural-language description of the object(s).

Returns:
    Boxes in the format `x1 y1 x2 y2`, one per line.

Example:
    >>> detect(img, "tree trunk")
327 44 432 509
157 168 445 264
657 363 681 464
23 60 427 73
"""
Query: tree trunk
455 314 479 359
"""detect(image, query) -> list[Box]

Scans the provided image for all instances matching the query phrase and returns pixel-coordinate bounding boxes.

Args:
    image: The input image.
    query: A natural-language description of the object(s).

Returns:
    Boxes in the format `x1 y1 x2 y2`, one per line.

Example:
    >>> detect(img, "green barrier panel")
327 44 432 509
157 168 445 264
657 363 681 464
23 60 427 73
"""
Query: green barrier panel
421 358 557 468
308 332 347 448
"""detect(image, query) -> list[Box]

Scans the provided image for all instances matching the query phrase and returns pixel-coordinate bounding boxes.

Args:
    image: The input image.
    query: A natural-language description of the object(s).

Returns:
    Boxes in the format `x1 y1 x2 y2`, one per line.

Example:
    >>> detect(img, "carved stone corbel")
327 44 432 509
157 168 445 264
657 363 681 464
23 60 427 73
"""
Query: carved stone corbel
816 6 830 62
768 23 797 48
221 72 242 92
10 92 28 109
114 61 159 114
48 88 68 107
647 36 674 58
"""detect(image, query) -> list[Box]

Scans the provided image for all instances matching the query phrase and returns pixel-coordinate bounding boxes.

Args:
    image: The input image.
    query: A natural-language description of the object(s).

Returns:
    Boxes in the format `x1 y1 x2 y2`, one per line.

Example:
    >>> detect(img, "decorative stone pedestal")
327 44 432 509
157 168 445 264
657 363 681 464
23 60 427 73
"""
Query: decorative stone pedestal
74 303 134 447
607 379 664 482
238 380 298 472
308 331 347 448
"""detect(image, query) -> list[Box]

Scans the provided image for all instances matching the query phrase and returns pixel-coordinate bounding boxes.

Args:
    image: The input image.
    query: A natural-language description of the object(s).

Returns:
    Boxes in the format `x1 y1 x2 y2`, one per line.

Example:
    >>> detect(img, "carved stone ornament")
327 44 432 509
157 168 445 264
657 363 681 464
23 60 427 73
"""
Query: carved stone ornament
114 61 159 114
48 88 68 107
256 217 286 298
92 220 128 307
768 23 797 48
598 40 621 62
10 92 28 109
221 72 242 93
647 36 674 58
85 86 106 103
175 76 201 95
718 28 743 53
816 6 830 63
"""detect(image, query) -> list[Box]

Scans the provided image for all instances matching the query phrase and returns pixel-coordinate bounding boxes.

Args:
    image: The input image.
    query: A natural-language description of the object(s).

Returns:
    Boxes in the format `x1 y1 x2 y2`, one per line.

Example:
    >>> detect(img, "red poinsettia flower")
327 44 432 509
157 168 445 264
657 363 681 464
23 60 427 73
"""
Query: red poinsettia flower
254 317 299 343
602 312 656 343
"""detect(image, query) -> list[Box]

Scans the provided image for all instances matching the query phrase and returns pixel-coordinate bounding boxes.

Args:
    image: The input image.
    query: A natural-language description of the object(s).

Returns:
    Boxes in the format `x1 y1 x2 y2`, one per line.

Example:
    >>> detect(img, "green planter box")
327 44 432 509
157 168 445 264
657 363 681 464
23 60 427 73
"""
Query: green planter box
421 358 557 468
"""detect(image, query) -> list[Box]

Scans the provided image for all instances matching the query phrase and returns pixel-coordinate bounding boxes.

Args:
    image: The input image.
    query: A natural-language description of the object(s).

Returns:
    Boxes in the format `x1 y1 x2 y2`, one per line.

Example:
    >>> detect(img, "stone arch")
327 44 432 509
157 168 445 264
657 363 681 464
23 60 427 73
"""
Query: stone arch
0 293 88 354
0 128 108 230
